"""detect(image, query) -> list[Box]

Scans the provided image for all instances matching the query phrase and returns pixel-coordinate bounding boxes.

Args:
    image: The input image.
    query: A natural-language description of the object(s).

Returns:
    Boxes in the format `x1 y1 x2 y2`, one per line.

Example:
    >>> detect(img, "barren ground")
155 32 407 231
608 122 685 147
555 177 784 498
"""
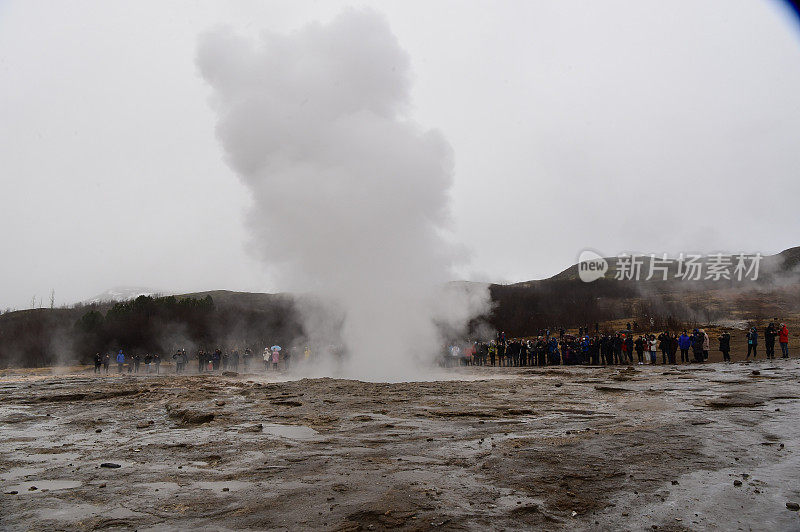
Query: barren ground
2 361 800 531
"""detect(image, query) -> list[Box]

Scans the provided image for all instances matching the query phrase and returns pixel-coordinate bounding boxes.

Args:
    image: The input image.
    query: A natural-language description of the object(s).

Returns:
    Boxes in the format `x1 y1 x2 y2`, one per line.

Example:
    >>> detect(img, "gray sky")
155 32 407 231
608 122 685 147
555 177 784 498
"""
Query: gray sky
2 0 799 310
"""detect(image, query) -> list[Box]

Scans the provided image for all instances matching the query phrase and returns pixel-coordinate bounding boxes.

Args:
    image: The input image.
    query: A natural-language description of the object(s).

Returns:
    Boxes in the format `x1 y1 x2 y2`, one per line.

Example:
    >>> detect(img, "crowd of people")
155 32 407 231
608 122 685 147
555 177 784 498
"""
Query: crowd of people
445 321 791 367
91 345 312 374
90 321 791 374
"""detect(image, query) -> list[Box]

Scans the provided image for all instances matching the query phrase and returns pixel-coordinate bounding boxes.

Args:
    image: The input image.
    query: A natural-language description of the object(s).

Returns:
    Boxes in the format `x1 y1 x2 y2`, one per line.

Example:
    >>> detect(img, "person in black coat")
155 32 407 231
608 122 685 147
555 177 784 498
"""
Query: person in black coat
764 323 777 360
718 332 731 362
691 330 705 363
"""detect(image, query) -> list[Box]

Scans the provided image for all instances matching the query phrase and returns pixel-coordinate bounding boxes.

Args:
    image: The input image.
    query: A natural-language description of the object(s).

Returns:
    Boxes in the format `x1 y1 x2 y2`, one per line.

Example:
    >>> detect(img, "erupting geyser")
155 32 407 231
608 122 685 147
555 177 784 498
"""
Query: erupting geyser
197 9 488 380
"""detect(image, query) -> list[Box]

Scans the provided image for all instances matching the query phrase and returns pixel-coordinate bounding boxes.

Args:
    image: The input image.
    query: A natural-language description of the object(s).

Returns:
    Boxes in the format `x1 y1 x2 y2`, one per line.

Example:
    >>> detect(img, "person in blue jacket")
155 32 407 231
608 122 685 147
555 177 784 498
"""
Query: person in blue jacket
678 331 692 364
116 350 125 373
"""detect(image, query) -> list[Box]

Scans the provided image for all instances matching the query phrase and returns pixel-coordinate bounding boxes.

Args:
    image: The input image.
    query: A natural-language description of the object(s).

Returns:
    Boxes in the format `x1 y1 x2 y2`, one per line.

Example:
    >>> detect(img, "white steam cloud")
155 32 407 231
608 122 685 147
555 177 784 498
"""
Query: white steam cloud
197 9 489 380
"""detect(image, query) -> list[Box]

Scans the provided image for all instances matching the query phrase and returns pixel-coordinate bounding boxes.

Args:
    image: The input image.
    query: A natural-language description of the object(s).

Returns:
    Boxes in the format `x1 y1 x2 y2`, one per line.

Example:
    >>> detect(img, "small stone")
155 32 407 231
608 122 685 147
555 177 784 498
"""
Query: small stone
222 487 229 492
101 462 121 469
136 421 150 429
28 486 37 491
215 400 226 406
99 483 106 488
733 480 742 486
5 491 18 495
786 502 800 511
671 480 679 485
95 429 102 433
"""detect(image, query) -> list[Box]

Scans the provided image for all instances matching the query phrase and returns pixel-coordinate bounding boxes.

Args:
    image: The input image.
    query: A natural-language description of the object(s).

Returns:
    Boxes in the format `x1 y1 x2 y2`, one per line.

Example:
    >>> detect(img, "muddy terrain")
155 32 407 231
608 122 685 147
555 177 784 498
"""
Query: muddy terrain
2 362 800 531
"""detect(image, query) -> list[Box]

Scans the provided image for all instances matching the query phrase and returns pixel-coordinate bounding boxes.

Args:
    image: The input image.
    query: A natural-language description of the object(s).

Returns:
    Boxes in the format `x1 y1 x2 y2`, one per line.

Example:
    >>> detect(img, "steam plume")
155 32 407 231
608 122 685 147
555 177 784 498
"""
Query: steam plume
197 9 488 379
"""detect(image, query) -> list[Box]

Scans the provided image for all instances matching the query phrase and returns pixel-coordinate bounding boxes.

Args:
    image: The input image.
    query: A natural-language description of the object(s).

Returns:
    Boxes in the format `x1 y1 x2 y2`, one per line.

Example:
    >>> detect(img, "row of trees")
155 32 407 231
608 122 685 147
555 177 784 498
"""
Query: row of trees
0 294 304 367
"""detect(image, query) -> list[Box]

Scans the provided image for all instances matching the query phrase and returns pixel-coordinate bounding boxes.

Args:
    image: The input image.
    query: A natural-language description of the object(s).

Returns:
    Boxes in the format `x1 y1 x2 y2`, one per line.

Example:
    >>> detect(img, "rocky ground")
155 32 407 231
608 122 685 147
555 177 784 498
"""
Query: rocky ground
2 361 800 531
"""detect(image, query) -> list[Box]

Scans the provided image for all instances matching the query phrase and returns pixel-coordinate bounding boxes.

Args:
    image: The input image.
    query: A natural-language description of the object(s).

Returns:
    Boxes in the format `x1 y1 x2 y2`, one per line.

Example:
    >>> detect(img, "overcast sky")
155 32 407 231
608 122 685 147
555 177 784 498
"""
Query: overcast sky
1 1 799 310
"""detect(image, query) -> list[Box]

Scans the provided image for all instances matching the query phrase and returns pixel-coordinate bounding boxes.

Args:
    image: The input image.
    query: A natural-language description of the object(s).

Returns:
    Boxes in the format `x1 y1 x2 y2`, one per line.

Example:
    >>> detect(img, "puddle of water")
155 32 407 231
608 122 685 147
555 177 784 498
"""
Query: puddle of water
5 479 82 493
36 503 101 520
0 466 43 481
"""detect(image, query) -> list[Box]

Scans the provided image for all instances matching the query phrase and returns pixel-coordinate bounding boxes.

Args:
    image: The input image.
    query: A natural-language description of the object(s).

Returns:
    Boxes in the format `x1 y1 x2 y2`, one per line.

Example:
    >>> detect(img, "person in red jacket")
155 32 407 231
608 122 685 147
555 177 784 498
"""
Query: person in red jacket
779 323 789 358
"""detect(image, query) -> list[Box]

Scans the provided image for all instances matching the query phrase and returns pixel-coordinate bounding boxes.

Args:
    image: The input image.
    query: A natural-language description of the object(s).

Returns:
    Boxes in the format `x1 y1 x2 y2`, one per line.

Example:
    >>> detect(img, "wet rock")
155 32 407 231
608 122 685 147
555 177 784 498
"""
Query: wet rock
751 370 760 375
733 480 742 486
787 502 800 511
168 409 214 425
706 394 765 408
101 462 121 468
5 491 18 495
28 486 37 491
272 400 303 407
594 386 630 393
95 429 102 433
671 480 679 485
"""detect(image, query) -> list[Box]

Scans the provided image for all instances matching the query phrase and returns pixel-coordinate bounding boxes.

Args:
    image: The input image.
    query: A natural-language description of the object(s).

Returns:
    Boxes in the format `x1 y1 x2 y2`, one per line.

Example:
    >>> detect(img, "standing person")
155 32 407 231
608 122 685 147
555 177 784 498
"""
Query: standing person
612 334 622 365
285 346 294 370
153 353 161 374
133 353 141 373
634 336 645 364
719 332 731 362
271 346 281 371
678 331 692 364
623 335 633 365
764 323 777 360
116 350 125 373
701 329 710 361
658 332 668 364
243 348 252 372
497 341 506 367
103 353 110 374
197 350 205 373
94 353 103 374
488 342 496 366
232 349 240 371
174 349 184 373
746 328 758 360
779 323 789 358
263 348 271 372
548 337 560 365
212 349 222 371
648 335 658 365
692 329 705 363
144 353 152 373
668 334 678 365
